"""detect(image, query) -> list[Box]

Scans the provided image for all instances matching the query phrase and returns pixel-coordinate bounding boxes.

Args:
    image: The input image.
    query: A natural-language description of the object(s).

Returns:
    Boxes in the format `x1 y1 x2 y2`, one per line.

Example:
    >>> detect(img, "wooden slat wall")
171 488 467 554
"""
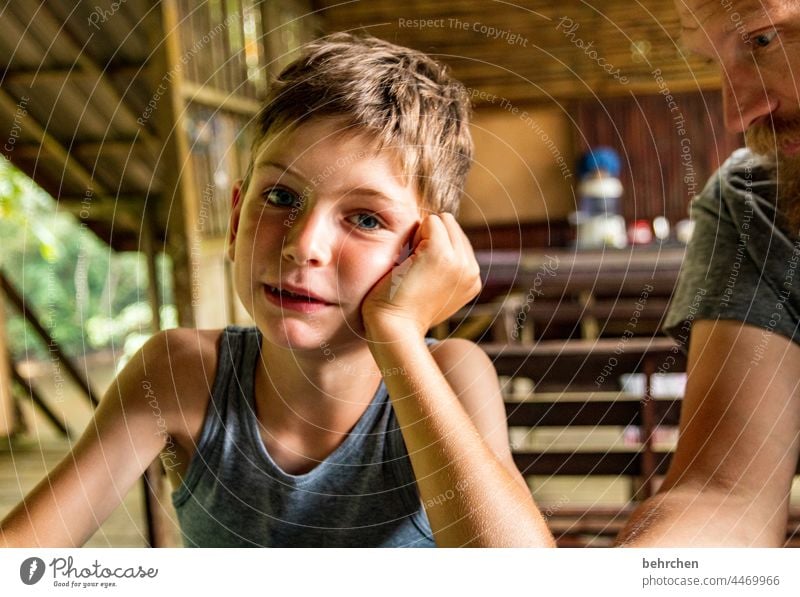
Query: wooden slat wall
176 0 267 98
573 91 743 225
187 106 252 238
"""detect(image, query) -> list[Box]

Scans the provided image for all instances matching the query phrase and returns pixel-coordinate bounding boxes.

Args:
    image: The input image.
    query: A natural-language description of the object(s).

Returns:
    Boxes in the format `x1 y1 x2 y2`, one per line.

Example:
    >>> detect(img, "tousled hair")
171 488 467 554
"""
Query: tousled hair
243 32 473 214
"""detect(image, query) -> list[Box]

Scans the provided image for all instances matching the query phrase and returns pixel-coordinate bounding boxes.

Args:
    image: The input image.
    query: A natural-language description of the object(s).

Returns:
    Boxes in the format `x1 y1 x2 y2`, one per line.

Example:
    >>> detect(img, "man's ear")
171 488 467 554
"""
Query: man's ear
227 180 244 261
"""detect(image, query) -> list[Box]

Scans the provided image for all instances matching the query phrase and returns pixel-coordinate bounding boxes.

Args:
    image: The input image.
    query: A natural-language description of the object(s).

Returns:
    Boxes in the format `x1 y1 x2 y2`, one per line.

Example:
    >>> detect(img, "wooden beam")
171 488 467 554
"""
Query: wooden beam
0 272 100 407
59 197 144 233
0 88 111 198
181 81 261 116
129 0 208 548
10 364 73 439
30 2 161 155
512 450 673 476
141 213 171 548
504 398 681 428
2 65 146 86
0 296 16 437
155 0 203 329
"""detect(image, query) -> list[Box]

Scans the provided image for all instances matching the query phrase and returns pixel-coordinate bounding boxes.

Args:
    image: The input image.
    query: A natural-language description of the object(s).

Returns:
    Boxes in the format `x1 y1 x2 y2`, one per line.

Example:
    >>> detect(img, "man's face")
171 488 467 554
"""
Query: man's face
228 118 422 353
678 0 800 156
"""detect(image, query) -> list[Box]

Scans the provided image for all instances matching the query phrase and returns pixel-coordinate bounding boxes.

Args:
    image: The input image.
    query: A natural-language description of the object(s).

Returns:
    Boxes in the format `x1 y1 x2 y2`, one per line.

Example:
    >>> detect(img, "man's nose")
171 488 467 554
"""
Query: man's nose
281 209 334 266
721 66 778 134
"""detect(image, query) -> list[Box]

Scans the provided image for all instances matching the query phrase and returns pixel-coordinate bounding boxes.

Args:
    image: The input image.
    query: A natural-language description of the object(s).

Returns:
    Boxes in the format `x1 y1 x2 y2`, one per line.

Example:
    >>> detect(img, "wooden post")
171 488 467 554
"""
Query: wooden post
0 296 16 437
637 357 657 500
151 0 202 329
140 214 173 548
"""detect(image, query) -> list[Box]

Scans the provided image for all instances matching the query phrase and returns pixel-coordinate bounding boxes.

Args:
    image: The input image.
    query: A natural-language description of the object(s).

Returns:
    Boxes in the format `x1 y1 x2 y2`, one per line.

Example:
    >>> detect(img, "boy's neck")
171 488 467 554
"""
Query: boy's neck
254 337 383 435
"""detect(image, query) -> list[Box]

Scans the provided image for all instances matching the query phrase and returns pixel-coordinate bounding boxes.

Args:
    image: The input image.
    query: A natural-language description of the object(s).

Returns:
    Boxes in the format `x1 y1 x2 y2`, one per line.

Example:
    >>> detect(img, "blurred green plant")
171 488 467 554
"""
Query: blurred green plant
0 157 175 362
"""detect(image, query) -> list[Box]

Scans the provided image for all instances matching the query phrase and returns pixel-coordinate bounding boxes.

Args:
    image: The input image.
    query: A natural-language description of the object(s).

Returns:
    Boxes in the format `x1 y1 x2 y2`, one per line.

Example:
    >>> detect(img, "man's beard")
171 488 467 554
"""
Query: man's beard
745 117 800 236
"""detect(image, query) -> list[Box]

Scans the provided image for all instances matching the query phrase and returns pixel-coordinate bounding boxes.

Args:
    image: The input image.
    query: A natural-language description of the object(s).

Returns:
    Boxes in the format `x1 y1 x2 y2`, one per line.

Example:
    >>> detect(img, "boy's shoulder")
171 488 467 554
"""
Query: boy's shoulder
122 327 224 428
155 326 222 358
428 337 490 370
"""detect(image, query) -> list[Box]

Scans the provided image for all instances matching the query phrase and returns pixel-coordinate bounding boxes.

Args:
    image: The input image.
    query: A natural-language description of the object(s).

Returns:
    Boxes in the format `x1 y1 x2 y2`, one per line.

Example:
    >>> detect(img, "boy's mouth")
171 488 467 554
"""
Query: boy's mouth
264 284 334 310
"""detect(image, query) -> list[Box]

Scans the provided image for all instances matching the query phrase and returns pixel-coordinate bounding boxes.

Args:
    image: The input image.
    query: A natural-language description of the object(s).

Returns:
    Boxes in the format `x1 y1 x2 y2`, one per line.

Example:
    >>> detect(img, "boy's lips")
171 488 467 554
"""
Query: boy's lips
263 283 336 313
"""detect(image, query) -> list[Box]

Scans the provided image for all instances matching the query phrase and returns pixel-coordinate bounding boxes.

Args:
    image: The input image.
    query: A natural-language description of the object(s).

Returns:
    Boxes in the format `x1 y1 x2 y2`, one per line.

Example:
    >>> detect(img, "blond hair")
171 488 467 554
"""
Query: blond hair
245 33 473 214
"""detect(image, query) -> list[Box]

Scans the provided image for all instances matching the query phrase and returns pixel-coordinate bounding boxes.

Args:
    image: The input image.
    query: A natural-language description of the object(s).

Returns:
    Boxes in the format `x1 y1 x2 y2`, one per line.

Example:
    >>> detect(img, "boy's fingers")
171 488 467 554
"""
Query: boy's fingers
437 212 463 249
418 213 450 252
439 212 477 266
398 223 420 263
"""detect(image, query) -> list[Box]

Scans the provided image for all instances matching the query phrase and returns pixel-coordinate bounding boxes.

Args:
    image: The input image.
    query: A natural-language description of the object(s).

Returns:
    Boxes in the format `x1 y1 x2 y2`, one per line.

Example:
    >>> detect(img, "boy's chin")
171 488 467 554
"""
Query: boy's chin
258 317 367 353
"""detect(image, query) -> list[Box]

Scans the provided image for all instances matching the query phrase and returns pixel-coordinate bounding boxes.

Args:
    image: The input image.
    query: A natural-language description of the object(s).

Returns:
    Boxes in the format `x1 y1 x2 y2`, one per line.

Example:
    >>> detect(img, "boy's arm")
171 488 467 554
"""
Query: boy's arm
363 214 554 547
0 331 184 547
369 334 552 546
616 320 800 546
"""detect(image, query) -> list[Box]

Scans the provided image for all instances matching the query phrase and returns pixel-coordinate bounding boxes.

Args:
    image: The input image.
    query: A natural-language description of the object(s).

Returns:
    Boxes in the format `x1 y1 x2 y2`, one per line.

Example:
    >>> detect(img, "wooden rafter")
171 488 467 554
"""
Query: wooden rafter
30 2 161 155
0 87 115 193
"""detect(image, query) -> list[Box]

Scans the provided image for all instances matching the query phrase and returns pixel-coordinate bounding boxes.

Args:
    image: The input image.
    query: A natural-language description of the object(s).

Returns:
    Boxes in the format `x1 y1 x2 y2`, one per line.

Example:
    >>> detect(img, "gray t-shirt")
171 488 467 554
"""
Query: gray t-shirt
664 148 800 352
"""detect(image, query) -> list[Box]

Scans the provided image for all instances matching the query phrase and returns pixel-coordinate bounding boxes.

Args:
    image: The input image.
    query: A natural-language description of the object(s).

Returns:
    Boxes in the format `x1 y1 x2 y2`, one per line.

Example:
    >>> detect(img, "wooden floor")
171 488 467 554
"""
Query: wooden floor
1 437 145 547
0 436 182 547
1 359 182 547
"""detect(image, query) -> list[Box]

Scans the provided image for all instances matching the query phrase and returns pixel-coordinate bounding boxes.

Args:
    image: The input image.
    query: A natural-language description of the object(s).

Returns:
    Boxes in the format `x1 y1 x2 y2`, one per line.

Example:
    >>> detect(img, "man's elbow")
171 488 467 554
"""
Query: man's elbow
616 483 787 547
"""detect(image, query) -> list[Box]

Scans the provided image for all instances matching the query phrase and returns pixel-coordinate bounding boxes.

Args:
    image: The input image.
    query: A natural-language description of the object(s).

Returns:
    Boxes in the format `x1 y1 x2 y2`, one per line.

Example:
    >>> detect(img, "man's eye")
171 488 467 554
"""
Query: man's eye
264 187 301 208
751 29 778 49
348 213 383 230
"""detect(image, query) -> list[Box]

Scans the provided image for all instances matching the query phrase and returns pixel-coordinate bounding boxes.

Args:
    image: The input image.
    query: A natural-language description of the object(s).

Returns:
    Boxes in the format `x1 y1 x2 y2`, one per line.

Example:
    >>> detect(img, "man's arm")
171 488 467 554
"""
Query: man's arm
617 319 800 546
0 331 187 547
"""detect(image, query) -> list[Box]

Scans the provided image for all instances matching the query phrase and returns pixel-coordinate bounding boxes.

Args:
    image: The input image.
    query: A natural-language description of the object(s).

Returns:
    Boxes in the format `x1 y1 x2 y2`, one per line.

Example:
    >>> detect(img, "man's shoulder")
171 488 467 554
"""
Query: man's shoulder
690 148 777 221
717 148 777 196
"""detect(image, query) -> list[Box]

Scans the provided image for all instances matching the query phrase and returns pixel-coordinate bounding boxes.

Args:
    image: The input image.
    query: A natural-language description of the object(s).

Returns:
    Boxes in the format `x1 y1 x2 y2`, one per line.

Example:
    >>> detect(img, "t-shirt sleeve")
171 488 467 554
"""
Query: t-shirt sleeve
663 173 800 349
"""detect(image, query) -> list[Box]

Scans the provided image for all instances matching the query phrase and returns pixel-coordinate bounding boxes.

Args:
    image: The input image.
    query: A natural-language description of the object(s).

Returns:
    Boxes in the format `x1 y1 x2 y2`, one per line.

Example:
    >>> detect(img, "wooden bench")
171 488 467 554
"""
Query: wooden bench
483 338 800 546
448 247 685 342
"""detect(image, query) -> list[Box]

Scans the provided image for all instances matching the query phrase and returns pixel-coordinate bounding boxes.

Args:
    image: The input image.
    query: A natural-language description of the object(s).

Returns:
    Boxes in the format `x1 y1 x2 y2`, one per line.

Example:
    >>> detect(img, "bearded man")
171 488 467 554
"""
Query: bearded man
618 0 800 546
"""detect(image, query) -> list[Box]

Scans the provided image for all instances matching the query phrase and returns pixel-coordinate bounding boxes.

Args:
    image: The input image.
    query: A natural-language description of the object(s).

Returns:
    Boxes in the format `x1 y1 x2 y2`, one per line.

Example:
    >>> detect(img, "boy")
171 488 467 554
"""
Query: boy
1 34 553 547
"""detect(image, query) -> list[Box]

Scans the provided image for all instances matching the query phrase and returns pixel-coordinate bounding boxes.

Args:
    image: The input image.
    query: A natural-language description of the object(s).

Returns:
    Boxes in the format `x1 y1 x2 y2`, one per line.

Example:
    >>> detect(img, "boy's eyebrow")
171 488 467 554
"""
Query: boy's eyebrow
254 159 402 204
253 159 304 179
342 187 397 203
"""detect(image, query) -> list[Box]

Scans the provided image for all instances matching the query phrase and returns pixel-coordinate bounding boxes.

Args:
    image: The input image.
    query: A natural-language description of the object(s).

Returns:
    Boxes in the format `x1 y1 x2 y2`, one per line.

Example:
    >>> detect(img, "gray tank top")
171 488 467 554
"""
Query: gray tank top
171 326 435 547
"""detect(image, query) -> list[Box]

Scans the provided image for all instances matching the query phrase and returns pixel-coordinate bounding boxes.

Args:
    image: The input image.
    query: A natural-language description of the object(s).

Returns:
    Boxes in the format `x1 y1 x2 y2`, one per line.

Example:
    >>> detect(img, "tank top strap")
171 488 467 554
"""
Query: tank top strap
222 326 261 425
173 325 256 506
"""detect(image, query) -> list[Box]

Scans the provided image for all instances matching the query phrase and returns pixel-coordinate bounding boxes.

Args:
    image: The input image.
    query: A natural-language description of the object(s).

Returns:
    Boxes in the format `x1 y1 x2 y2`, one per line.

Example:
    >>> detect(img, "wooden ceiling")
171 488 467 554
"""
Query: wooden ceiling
0 1 162 249
313 0 721 104
0 0 721 251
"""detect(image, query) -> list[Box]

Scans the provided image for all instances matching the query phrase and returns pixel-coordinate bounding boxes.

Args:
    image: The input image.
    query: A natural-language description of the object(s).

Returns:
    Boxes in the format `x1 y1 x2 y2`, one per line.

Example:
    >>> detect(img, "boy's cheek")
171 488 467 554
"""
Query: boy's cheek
344 254 396 295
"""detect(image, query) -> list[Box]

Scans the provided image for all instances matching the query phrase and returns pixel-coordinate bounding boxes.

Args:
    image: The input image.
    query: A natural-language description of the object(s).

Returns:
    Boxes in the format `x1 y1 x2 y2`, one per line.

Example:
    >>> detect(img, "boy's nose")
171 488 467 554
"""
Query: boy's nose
721 65 778 134
281 209 334 266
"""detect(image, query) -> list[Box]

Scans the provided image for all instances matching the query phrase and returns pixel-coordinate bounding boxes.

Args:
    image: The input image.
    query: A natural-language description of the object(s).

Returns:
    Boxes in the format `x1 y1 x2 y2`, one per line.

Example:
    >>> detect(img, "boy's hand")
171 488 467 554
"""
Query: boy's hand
361 213 482 339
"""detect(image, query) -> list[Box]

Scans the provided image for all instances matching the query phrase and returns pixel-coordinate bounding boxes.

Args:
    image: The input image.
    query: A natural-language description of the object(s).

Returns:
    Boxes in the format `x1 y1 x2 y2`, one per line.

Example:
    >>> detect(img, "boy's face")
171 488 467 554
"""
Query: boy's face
228 118 422 352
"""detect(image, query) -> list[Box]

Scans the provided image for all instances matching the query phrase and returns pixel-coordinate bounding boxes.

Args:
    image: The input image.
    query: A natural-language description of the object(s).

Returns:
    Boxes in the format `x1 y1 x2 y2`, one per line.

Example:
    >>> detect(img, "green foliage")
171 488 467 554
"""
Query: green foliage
0 157 175 362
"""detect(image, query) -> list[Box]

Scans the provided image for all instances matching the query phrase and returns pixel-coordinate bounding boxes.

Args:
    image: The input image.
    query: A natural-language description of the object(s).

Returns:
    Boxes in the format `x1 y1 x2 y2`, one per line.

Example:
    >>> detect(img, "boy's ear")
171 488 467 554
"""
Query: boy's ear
227 180 244 261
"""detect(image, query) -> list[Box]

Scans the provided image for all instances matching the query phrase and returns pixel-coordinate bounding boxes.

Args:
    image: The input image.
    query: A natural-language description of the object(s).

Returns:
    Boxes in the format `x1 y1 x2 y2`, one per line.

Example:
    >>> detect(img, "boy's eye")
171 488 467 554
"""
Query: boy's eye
264 187 302 208
348 212 383 230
